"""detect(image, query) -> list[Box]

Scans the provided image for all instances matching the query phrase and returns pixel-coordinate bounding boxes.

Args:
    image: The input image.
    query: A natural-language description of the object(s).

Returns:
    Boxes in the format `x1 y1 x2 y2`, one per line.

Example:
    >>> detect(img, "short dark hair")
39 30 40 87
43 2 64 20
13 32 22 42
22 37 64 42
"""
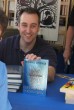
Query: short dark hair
0 8 8 32
18 7 40 24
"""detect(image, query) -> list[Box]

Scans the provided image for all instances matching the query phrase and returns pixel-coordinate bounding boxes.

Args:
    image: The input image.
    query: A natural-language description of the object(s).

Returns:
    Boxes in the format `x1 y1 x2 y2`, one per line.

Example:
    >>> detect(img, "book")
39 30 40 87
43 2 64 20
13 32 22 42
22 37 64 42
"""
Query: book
7 65 23 92
8 84 20 89
60 80 74 94
65 93 74 100
8 78 22 83
60 80 74 104
23 59 49 95
66 100 74 104
65 94 74 104
8 83 23 92
8 88 17 92
7 65 23 74
7 74 21 78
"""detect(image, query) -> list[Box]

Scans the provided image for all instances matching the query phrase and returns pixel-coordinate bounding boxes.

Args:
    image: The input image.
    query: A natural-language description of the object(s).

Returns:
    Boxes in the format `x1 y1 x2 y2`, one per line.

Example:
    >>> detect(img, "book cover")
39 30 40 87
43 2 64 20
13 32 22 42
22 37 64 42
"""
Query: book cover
23 59 49 95
60 80 74 94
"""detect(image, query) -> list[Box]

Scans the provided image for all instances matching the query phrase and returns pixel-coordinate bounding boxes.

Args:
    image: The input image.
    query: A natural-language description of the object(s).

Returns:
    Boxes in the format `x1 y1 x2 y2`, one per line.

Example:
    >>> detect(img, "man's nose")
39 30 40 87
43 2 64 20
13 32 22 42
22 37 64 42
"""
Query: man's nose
26 26 31 33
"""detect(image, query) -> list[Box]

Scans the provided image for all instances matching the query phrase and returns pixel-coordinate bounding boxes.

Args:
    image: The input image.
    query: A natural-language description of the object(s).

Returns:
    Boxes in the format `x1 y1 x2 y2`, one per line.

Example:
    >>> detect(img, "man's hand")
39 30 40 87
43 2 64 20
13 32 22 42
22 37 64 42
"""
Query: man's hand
21 53 41 65
25 53 41 60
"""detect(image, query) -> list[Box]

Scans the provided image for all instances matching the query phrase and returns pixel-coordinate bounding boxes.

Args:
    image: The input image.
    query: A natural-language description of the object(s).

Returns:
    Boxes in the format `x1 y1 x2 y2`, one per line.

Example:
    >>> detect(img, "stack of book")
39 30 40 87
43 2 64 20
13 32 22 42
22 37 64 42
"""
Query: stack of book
60 80 74 104
7 65 23 92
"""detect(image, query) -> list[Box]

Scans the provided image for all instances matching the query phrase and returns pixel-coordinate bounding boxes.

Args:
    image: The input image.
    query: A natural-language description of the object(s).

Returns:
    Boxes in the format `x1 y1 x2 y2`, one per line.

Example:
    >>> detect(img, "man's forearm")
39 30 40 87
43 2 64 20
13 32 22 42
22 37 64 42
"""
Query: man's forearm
48 66 55 82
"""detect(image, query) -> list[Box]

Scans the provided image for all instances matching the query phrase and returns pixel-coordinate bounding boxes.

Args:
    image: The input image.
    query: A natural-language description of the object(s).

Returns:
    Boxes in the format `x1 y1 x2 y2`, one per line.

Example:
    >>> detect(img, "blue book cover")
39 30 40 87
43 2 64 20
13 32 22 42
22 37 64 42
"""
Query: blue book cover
23 59 49 95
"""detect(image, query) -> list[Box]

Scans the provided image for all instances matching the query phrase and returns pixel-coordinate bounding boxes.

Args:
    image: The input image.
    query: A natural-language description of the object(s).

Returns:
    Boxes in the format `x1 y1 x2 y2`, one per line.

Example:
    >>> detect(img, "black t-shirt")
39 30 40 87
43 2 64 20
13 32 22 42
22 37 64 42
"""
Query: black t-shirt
68 6 74 26
0 35 57 67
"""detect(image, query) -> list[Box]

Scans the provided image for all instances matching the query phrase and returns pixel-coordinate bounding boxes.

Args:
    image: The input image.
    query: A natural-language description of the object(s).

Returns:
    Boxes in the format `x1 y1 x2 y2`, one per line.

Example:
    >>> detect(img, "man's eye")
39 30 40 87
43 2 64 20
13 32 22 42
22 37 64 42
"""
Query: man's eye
31 25 36 28
22 24 27 27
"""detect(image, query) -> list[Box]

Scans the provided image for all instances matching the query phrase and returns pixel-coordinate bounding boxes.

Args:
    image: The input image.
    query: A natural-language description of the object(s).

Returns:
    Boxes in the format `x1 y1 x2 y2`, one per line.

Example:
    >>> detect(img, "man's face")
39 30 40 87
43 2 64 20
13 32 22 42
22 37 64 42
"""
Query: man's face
18 12 40 44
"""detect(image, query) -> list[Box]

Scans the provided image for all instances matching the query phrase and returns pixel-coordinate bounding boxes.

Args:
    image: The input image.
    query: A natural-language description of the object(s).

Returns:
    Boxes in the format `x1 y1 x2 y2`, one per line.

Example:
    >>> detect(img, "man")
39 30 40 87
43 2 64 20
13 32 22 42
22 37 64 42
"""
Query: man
63 6 74 73
0 8 12 110
0 7 57 81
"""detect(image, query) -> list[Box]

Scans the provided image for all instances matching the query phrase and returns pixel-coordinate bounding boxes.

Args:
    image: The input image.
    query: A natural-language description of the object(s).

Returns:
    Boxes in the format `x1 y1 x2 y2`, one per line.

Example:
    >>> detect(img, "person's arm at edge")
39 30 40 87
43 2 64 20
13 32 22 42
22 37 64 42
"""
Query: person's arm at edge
65 26 74 50
63 26 74 62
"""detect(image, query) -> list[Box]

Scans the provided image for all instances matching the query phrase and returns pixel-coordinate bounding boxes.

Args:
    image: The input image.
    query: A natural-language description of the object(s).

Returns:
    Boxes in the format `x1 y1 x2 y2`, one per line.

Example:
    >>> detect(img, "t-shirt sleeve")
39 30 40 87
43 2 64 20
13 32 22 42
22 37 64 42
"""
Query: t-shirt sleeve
41 45 57 68
47 46 57 68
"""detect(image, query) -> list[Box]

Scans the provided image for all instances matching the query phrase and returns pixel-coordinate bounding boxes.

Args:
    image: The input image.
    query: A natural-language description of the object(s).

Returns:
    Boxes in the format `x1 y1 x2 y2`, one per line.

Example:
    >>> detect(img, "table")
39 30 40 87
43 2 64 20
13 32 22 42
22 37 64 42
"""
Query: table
8 74 74 110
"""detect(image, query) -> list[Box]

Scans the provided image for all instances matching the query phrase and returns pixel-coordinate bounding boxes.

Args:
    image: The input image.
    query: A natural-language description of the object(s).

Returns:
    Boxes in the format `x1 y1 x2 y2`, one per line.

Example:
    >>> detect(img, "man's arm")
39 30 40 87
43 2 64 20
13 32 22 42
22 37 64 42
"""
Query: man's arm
48 66 55 82
63 26 74 62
